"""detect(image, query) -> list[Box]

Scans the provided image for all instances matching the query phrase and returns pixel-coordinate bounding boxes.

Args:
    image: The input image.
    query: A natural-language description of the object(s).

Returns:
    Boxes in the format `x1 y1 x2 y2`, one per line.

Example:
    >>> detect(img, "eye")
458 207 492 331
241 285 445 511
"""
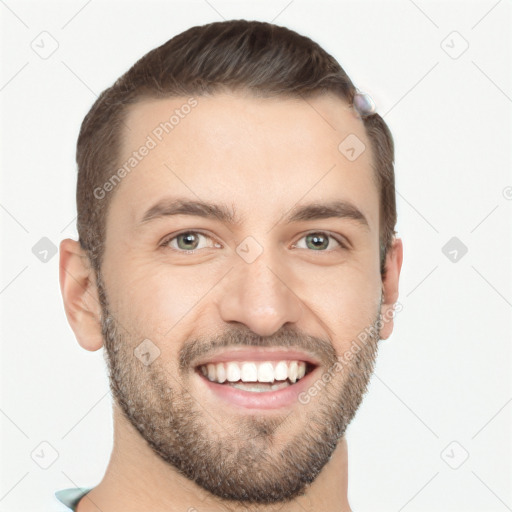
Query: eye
160 230 348 253
292 232 347 251
161 231 221 252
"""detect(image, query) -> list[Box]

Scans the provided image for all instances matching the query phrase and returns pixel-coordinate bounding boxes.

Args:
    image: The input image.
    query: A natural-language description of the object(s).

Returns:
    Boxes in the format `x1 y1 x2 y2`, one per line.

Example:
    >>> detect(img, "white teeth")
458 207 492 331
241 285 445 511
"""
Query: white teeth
199 360 310 385
241 362 258 382
226 362 241 382
297 361 306 379
216 362 227 383
289 361 298 383
207 363 216 381
230 381 290 392
258 362 274 383
274 361 288 381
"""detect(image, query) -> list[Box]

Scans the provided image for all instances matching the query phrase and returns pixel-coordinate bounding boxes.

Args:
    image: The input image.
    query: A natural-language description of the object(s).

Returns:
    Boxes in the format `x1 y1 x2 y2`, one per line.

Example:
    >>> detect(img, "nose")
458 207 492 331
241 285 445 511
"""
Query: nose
215 250 303 337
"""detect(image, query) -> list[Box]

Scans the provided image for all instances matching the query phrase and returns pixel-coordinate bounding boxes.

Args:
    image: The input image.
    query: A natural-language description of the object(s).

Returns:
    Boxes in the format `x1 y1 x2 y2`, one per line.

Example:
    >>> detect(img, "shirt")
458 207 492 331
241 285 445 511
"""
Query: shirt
54 488 93 511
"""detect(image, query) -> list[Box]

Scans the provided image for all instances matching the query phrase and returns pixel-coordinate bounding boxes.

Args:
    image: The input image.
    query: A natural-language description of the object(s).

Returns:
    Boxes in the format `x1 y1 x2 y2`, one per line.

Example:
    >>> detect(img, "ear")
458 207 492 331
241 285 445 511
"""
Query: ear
59 238 104 351
379 237 403 340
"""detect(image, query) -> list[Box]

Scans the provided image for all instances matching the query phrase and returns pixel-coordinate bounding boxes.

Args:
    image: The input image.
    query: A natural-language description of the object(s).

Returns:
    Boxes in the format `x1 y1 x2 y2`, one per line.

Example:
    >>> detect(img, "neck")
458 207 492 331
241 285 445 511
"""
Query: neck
77 404 352 512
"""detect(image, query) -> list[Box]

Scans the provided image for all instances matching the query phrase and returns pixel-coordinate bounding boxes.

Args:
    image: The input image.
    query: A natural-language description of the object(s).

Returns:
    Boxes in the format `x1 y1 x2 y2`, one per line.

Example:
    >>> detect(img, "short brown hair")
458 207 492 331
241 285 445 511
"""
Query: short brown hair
76 19 396 277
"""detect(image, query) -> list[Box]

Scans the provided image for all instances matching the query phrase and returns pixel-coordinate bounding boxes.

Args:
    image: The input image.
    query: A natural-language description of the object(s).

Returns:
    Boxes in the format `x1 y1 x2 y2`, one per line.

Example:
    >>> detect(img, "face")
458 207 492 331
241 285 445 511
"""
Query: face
97 91 387 503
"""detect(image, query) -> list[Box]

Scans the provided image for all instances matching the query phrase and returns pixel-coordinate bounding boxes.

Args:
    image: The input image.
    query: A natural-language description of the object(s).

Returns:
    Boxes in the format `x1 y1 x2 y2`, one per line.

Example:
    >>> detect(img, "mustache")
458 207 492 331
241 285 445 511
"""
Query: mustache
178 324 338 370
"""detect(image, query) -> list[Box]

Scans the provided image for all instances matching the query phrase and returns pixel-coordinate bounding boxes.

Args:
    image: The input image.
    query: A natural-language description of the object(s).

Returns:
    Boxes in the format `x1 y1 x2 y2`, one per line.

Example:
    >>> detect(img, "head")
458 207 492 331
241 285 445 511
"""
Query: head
60 20 402 505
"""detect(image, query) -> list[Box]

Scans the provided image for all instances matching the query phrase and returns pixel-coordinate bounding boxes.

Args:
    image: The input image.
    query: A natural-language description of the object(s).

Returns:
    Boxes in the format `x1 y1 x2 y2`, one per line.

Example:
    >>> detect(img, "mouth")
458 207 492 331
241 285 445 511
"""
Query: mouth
198 360 315 389
193 349 320 410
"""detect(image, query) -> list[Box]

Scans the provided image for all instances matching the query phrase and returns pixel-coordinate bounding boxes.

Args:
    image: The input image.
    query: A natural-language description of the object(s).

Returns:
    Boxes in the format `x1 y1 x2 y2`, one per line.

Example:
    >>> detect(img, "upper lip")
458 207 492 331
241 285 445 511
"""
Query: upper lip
193 347 321 368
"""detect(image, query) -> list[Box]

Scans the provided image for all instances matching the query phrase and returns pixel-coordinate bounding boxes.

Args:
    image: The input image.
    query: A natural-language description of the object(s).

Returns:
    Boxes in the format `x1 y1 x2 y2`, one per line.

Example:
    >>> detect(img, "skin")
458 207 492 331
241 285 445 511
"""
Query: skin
59 91 403 511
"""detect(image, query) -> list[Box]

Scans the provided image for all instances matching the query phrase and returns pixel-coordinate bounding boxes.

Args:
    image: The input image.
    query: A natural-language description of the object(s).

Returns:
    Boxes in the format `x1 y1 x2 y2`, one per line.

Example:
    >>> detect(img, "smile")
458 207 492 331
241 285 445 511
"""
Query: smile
194 349 320 410
199 360 310 390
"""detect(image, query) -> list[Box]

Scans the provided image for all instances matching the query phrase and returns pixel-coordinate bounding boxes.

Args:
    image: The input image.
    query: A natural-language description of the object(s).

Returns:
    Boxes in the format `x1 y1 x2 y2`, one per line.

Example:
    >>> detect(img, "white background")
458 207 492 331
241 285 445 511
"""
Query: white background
1 1 511 511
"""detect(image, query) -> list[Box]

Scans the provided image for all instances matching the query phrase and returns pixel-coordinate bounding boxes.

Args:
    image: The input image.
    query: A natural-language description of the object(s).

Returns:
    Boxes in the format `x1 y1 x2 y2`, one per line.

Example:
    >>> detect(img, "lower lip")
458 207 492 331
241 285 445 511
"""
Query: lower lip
196 366 319 410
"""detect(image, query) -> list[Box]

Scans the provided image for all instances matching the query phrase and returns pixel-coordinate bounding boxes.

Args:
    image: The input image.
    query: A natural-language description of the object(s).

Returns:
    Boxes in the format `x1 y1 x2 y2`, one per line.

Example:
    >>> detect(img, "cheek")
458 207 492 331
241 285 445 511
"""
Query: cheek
297 259 382 344
107 256 222 338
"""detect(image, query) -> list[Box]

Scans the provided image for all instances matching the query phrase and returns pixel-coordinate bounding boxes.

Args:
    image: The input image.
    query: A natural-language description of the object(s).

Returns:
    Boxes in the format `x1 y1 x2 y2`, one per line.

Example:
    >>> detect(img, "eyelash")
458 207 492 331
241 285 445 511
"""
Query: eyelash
160 230 349 253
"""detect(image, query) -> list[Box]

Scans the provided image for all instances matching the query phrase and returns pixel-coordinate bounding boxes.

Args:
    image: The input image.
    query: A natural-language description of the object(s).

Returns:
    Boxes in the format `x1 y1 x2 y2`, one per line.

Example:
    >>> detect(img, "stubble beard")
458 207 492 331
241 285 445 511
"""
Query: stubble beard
96 272 381 506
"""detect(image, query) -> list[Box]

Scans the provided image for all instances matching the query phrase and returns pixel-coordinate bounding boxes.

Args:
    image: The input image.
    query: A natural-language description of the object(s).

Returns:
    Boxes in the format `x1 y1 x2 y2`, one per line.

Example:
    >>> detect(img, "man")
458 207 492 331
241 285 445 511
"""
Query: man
57 19 402 512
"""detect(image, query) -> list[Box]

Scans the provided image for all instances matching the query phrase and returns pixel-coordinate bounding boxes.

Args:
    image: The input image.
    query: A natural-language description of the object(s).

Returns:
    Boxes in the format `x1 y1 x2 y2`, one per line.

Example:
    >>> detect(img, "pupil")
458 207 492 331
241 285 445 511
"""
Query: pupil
307 233 328 250
178 233 198 250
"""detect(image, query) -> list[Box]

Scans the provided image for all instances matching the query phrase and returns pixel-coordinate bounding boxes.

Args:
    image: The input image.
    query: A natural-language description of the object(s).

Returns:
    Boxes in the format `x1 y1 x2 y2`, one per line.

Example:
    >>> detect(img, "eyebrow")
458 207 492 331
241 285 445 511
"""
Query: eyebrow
138 197 369 230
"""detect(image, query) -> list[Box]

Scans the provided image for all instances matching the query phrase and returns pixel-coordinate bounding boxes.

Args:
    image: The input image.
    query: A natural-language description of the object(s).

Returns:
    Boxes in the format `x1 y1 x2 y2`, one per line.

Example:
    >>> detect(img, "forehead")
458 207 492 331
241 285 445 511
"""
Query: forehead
110 91 378 231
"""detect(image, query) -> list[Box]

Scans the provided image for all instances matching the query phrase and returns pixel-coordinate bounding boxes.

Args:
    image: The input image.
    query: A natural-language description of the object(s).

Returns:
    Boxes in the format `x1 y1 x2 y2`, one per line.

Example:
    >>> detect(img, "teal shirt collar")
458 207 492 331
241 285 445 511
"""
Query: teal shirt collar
55 487 93 511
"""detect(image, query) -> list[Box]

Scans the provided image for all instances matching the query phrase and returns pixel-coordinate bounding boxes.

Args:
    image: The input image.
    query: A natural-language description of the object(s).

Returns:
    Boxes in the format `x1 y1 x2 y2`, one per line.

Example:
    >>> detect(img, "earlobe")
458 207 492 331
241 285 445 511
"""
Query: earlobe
379 237 403 340
59 238 104 351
